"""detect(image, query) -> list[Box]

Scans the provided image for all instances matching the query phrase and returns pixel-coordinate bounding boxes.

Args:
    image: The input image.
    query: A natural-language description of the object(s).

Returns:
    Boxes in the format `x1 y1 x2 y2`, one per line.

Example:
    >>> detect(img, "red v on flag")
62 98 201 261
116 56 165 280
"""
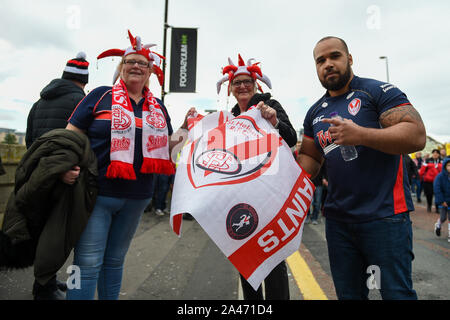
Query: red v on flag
198 114 280 181
204 124 227 177
229 133 280 162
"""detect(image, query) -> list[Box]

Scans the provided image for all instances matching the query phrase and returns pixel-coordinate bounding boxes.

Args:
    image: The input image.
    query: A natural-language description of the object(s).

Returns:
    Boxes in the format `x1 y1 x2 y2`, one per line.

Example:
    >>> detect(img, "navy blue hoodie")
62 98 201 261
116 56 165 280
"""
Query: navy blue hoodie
434 157 450 205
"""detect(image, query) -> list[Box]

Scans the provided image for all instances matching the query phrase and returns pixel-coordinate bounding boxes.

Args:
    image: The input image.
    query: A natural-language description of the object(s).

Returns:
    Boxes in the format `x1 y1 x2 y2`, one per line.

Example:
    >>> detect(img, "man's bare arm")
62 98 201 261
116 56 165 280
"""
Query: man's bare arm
298 137 324 179
323 105 426 155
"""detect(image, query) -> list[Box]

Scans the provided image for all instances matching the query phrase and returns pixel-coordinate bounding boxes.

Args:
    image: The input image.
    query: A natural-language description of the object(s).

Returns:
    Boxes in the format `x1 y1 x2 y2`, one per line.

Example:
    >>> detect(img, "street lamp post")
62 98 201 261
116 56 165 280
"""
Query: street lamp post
162 0 169 103
379 56 390 83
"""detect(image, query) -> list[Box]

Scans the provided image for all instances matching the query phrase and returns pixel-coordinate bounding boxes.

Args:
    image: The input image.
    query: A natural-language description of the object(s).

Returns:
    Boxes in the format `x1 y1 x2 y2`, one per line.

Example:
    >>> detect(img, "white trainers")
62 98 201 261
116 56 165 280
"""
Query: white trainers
155 209 164 216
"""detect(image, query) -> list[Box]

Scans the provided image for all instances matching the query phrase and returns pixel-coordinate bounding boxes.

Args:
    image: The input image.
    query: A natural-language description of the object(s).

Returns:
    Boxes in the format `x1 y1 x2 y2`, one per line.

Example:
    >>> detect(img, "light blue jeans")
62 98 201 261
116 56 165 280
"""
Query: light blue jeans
66 195 151 300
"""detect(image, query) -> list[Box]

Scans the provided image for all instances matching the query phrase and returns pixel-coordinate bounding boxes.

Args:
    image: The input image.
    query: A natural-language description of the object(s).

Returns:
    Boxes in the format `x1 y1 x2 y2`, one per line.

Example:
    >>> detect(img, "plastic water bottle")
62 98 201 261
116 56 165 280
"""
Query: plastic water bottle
330 112 358 161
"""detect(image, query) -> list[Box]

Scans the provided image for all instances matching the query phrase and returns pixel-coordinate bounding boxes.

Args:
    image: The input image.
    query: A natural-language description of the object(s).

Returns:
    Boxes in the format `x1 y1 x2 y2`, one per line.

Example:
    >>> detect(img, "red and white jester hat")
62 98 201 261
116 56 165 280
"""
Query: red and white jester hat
97 30 165 86
216 54 272 95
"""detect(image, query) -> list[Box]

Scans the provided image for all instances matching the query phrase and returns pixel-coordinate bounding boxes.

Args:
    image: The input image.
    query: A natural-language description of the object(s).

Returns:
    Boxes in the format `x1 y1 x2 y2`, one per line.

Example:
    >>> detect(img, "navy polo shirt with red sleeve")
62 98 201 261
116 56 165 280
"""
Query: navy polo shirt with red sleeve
303 76 414 223
69 86 173 200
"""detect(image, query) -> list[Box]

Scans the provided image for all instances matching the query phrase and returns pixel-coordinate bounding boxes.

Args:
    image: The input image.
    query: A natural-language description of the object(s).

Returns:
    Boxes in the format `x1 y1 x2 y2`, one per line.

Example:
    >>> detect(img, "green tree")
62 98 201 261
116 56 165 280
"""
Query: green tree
2 133 18 144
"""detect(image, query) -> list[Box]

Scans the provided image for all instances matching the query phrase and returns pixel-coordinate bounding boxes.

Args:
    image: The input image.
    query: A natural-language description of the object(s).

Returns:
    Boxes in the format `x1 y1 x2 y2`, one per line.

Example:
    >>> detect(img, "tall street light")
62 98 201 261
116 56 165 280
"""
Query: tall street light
162 0 169 103
379 56 390 83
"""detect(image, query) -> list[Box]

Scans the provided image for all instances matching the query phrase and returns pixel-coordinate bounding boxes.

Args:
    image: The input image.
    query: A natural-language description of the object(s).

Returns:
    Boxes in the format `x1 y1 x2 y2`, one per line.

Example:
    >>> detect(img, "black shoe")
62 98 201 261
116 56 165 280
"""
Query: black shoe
34 288 66 300
427 205 432 212
56 279 67 292
434 223 441 237
183 213 194 220
33 281 66 300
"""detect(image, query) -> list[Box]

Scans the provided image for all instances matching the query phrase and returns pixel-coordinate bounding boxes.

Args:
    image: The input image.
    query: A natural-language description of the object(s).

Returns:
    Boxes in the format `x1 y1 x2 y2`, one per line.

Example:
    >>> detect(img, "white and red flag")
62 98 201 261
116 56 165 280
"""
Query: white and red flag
170 108 314 290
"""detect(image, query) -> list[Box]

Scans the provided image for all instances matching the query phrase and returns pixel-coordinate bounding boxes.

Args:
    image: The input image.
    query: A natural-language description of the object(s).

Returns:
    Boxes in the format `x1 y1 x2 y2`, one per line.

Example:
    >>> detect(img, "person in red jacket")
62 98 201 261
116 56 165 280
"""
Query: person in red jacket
419 149 442 212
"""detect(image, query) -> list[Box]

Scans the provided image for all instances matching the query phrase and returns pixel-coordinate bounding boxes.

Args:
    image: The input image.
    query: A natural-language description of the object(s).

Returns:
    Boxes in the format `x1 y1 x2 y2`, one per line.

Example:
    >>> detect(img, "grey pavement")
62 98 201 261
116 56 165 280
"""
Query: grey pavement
0 197 448 300
0 209 301 300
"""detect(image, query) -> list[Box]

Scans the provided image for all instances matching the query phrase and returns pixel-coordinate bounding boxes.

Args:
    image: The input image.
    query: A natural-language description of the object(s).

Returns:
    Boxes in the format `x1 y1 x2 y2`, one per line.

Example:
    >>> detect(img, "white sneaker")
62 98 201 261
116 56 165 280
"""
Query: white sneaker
155 209 164 216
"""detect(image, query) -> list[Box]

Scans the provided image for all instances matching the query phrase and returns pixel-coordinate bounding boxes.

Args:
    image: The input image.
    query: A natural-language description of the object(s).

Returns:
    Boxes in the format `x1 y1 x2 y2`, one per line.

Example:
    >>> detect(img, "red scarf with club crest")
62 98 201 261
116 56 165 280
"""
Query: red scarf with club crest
106 79 175 180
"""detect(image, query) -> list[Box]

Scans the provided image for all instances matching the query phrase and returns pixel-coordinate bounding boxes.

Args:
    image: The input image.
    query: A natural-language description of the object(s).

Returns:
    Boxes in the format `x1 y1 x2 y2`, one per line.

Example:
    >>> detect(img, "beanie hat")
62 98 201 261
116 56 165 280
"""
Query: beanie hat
97 30 165 86
62 52 89 84
216 54 272 95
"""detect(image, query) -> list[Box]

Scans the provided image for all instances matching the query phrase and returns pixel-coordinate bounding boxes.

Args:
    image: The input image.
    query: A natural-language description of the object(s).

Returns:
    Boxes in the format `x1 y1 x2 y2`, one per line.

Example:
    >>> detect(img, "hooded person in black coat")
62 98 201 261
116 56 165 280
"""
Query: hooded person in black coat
25 52 89 148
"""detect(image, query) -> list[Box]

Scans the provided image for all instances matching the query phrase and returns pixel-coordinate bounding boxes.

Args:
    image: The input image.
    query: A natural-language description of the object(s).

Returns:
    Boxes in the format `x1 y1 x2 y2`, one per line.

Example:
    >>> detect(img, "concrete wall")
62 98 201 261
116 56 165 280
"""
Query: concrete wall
0 144 26 228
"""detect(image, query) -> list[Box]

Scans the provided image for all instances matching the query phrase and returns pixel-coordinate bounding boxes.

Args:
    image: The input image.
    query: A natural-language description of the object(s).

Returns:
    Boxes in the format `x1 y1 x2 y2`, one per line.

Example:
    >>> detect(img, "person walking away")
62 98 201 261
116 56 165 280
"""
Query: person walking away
404 154 419 197
153 172 173 216
412 152 423 203
433 158 450 242
305 165 326 225
419 149 442 212
0 156 5 176
25 51 89 300
298 36 426 299
26 52 89 148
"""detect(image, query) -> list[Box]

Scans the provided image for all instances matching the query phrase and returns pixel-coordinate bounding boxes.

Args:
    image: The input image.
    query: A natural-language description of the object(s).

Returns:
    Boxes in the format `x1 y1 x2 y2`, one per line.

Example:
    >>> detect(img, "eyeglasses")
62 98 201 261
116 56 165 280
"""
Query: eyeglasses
123 59 150 68
232 79 254 87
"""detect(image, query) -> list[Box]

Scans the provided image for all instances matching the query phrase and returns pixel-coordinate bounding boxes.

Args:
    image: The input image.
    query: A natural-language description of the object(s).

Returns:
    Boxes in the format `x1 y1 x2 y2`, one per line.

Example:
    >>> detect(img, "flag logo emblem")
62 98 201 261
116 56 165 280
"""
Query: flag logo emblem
187 116 280 189
226 203 259 240
196 149 242 175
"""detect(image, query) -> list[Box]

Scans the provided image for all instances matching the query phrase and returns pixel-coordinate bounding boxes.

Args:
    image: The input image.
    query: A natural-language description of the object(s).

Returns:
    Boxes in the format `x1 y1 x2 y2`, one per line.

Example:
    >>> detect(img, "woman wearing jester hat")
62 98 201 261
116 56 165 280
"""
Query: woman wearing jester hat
64 30 195 300
217 54 297 299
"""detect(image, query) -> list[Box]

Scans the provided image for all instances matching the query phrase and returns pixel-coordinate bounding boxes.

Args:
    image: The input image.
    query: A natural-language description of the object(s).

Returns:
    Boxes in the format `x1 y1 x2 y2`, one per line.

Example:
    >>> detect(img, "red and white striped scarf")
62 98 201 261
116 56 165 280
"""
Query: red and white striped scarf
106 79 175 180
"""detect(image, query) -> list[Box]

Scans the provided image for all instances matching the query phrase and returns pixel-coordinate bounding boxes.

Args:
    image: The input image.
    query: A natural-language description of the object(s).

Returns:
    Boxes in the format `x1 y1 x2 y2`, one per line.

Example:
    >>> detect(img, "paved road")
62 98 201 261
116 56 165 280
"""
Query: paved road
0 199 448 300
299 199 449 300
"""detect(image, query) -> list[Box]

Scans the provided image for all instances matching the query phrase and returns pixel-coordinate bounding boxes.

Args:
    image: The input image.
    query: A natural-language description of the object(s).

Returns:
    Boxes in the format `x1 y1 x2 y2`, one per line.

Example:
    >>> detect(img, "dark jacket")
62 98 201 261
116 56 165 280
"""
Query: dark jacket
0 129 98 284
404 154 419 184
434 158 450 205
0 156 5 176
231 93 297 148
26 78 85 148
312 164 327 187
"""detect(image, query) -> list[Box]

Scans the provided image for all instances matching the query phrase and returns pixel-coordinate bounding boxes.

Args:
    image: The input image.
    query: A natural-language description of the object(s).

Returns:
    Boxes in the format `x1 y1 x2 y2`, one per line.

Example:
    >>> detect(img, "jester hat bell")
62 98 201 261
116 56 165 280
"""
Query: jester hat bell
97 30 165 86
216 54 272 95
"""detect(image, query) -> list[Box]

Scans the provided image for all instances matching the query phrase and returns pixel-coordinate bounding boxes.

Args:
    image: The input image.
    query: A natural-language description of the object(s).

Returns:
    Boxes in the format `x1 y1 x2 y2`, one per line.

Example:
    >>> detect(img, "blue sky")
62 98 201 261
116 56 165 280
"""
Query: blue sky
1 0 449 142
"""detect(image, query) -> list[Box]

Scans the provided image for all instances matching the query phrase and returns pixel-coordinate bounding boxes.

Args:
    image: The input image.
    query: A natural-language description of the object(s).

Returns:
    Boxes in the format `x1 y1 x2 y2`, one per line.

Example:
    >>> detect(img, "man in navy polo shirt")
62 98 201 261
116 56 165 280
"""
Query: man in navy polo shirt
299 36 426 299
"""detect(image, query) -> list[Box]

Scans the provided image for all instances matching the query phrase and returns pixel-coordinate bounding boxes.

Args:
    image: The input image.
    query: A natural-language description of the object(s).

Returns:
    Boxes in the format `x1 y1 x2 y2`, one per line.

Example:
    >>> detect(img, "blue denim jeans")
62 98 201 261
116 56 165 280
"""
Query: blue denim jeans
325 212 417 300
66 196 151 300
309 185 323 221
153 174 171 210
411 178 422 201
439 205 449 223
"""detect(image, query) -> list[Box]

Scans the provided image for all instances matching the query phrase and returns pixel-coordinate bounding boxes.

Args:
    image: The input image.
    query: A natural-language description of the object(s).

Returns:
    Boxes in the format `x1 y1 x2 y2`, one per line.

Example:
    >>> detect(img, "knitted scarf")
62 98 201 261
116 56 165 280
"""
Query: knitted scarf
106 79 175 180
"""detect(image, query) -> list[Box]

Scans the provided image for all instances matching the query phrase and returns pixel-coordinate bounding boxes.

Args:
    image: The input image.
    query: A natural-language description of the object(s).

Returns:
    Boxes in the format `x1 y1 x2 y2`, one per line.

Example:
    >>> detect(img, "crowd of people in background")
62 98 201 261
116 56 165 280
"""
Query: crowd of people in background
406 149 448 213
